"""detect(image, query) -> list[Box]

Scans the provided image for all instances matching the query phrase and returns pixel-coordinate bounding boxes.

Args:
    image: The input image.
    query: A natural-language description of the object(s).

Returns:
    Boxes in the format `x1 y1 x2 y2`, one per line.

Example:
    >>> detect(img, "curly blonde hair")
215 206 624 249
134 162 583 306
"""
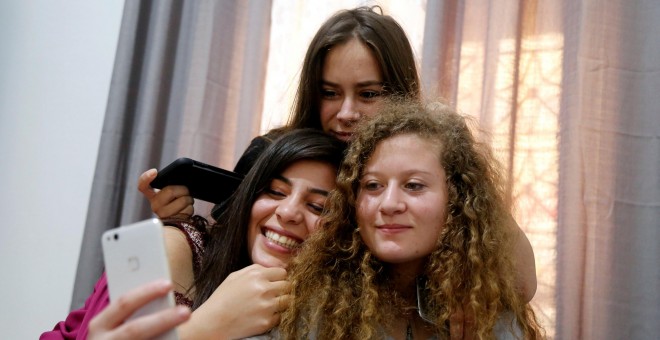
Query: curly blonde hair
279 100 543 339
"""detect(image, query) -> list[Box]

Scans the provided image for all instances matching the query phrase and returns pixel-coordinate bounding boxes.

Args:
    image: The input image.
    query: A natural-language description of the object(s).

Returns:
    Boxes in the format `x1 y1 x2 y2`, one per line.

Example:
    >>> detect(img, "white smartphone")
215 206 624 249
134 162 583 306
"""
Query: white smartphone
101 218 179 340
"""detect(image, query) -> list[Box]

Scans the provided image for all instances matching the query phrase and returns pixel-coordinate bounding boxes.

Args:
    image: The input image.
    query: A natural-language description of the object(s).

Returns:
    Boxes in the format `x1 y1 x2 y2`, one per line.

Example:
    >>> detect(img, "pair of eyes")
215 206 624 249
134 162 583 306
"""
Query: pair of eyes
360 180 427 192
264 186 326 215
320 88 383 100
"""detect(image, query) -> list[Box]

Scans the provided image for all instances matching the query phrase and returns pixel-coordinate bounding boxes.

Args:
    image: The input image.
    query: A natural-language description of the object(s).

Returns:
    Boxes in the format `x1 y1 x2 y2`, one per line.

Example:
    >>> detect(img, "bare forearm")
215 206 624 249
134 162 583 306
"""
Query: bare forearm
509 217 537 302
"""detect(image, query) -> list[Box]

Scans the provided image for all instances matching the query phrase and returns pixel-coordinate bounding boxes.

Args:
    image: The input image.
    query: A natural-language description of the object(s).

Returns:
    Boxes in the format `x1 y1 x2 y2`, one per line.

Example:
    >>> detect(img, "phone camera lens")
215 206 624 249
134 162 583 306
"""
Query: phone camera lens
114 233 119 240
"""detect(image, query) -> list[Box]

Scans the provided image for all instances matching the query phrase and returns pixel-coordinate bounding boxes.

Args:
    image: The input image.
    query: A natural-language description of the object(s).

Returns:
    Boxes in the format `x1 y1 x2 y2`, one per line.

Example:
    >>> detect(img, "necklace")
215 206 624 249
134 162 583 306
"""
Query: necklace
406 317 414 340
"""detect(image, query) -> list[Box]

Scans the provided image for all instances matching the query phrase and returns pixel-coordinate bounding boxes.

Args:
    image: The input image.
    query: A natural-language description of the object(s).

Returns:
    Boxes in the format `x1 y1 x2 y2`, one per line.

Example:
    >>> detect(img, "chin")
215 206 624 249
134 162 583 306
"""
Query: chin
254 256 288 269
373 252 414 265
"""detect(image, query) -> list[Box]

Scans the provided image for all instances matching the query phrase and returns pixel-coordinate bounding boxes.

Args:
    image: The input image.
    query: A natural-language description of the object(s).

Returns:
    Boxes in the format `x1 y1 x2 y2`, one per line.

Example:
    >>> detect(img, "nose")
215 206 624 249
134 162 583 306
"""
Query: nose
276 196 304 225
379 185 405 215
336 98 360 125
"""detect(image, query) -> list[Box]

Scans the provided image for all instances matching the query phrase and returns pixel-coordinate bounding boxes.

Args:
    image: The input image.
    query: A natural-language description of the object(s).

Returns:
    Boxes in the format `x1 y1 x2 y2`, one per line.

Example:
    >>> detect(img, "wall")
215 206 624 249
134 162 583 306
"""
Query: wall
0 1 123 338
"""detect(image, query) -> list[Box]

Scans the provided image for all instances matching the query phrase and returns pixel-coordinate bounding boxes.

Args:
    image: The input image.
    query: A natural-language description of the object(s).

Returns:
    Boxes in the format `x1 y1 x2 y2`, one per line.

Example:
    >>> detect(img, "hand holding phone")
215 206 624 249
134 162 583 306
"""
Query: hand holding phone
88 279 190 340
101 219 179 340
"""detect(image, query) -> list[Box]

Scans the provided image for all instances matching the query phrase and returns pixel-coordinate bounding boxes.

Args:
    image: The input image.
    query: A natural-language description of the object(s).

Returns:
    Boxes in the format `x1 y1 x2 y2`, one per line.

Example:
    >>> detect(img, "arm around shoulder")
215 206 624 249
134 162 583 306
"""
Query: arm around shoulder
508 216 537 302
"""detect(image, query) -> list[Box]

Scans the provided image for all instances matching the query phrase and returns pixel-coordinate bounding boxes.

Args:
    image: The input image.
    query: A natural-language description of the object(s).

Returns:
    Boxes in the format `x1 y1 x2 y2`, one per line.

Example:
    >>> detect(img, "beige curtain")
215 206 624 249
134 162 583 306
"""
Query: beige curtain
555 1 659 339
422 0 659 338
71 0 271 309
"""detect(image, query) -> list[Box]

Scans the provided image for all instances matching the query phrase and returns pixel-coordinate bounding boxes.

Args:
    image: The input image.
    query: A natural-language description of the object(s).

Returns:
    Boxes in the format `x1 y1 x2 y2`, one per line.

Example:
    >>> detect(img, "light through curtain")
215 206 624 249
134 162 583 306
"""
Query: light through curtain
422 1 561 336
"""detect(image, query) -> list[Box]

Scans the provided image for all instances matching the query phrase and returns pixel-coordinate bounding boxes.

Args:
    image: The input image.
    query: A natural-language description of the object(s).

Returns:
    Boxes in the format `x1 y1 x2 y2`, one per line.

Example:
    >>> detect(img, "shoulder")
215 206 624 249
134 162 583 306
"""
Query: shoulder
163 224 197 296
245 135 272 157
233 134 276 174
162 217 208 270
163 226 192 260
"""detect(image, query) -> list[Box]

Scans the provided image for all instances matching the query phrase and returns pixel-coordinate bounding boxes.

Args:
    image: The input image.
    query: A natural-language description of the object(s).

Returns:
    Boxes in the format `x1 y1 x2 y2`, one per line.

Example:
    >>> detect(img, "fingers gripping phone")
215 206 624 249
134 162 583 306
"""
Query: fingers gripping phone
150 157 244 204
101 218 179 340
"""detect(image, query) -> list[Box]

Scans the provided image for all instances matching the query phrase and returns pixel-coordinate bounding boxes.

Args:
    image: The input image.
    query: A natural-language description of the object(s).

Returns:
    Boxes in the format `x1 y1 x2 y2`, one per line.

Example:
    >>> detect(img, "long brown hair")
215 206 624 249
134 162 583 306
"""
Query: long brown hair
190 129 345 309
287 6 420 131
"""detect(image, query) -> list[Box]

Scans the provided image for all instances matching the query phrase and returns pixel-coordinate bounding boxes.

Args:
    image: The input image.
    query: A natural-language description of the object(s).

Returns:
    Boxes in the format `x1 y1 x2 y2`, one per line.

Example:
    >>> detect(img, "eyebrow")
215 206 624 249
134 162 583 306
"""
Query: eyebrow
273 175 330 196
361 169 438 178
321 80 384 88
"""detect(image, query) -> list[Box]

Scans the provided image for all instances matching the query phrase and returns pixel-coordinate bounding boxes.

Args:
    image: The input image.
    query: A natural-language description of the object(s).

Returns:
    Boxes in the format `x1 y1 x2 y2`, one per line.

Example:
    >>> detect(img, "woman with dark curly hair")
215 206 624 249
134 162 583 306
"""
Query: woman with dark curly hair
279 100 544 339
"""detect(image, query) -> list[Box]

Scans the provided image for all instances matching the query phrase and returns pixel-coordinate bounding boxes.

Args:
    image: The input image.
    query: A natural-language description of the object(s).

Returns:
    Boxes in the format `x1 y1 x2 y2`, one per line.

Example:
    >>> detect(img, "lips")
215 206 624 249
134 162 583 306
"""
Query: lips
330 130 353 141
263 229 301 250
376 224 411 234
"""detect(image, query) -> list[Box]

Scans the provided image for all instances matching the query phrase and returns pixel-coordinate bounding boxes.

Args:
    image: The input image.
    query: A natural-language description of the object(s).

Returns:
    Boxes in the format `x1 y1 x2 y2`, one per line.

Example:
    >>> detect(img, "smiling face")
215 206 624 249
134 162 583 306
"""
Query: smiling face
356 134 449 276
247 160 337 268
320 38 385 142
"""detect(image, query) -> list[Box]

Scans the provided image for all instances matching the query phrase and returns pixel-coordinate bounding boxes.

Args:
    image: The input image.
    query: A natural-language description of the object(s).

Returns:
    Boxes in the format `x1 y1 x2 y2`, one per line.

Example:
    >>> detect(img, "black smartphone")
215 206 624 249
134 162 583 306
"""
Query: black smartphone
150 157 244 204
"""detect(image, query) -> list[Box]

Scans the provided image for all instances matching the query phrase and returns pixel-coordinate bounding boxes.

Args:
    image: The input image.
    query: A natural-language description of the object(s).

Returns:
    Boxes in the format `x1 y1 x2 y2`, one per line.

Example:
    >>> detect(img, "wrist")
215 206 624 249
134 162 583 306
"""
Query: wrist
179 308 230 340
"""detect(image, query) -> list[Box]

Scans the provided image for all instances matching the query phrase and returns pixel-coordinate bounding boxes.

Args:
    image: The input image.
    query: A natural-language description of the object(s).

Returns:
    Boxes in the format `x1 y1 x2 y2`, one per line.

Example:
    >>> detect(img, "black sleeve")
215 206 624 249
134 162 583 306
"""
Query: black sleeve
232 136 272 175
210 134 274 221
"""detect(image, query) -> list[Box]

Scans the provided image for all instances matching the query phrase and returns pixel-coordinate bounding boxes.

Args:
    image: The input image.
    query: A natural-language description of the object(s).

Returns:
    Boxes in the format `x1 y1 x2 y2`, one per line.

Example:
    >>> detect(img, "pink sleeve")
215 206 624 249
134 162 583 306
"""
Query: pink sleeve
40 272 110 340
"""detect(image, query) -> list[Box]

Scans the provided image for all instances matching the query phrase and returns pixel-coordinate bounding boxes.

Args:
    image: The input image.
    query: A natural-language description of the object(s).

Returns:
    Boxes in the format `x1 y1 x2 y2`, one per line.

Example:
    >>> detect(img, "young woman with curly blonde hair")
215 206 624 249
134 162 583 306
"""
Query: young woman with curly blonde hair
279 99 544 339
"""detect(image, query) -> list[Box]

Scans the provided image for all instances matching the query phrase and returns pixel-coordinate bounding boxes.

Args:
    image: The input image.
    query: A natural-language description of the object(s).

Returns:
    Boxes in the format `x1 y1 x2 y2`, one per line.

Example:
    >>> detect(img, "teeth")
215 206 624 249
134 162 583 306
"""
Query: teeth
264 230 300 250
